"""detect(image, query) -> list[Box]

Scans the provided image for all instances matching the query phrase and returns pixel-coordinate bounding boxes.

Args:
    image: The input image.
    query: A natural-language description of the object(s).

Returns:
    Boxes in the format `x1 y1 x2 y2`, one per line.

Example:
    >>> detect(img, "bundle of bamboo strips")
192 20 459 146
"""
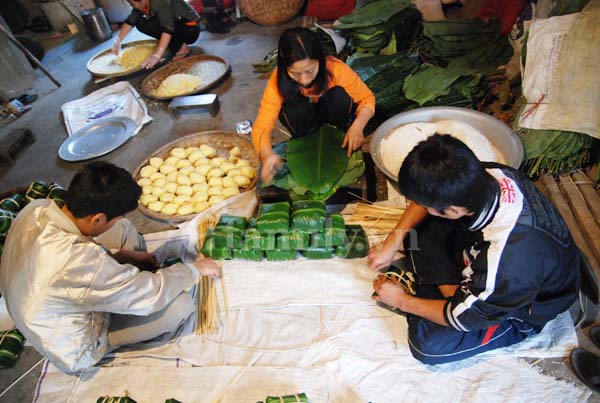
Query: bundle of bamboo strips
343 203 405 243
195 215 232 335
538 171 600 302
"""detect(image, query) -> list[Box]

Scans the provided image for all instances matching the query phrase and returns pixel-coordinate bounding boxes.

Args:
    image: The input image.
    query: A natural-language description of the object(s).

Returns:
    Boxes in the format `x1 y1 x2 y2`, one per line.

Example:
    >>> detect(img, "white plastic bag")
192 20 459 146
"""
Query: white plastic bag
61 81 152 136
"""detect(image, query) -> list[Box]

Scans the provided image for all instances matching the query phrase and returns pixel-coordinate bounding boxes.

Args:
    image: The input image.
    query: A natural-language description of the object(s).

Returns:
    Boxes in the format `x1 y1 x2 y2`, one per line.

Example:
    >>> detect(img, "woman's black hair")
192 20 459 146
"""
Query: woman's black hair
277 27 330 104
397 134 498 214
65 161 142 221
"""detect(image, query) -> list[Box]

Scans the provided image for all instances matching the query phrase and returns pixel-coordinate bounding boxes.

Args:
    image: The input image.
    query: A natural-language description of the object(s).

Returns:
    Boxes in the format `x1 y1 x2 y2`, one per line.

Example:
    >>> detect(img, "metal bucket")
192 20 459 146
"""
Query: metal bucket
81 8 112 42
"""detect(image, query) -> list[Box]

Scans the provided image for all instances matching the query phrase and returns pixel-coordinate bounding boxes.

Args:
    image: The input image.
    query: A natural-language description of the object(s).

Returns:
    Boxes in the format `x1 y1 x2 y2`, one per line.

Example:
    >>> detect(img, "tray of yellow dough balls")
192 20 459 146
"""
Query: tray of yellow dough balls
133 131 259 222
141 55 230 100
86 39 159 77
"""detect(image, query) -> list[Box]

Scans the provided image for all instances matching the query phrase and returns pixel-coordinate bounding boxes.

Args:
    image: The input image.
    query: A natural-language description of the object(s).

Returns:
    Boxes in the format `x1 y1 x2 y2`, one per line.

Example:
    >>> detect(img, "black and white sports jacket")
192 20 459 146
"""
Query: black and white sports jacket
444 163 580 332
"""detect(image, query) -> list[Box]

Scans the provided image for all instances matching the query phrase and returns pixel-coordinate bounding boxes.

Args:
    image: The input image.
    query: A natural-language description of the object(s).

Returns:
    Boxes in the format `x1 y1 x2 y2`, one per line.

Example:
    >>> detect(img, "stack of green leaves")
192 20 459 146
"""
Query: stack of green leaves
349 53 421 116
336 0 419 54
517 127 596 178
0 329 25 368
419 19 513 73
402 60 484 108
201 206 369 261
0 181 66 257
268 125 365 201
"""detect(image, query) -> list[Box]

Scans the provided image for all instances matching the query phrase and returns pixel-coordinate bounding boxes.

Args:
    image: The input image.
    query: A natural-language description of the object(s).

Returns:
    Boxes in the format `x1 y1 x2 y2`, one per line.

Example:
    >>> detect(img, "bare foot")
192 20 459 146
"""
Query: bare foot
172 44 190 61
412 0 445 21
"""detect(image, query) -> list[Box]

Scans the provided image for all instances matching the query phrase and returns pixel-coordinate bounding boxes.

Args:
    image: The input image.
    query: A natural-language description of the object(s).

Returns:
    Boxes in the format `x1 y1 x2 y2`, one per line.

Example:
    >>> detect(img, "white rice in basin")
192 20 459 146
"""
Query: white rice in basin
380 119 505 176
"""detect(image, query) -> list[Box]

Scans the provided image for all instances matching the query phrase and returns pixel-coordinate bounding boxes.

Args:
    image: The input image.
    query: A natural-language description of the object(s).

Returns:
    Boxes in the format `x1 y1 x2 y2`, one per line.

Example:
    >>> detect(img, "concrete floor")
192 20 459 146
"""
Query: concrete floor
1 17 600 403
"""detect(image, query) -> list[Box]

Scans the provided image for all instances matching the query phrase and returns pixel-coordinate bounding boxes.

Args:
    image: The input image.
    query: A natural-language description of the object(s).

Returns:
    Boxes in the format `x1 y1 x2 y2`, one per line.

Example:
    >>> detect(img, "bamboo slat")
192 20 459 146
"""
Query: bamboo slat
559 175 600 265
572 171 600 225
542 175 600 298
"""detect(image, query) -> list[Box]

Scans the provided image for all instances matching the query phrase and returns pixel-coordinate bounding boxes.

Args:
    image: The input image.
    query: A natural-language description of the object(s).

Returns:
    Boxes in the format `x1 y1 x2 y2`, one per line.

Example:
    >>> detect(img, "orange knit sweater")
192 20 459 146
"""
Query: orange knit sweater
251 56 376 153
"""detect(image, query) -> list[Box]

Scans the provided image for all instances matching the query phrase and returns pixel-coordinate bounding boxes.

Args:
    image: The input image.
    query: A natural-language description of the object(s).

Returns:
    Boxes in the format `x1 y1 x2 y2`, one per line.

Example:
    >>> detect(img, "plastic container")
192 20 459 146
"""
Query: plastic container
81 8 112 42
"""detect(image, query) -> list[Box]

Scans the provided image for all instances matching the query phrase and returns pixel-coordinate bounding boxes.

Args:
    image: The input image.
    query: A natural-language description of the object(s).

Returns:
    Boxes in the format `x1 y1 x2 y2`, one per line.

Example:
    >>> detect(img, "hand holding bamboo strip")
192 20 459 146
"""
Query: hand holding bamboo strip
195 215 223 335
344 203 405 244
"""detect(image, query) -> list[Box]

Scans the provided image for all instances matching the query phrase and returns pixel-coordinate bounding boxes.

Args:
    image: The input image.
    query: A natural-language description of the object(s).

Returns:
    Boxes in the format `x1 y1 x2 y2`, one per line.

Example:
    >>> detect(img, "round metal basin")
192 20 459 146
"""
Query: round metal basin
370 106 524 183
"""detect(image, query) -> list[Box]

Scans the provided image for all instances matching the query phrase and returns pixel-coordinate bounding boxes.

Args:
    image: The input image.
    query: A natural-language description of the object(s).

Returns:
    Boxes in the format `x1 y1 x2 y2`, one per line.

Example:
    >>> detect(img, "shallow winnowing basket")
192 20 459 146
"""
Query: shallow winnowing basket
86 39 158 78
132 131 259 223
141 55 230 101
239 0 305 26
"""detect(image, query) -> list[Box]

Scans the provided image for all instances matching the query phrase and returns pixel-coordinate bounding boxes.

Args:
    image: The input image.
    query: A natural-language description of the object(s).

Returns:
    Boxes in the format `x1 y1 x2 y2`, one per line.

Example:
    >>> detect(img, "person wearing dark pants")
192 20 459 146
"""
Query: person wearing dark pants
278 86 358 138
252 27 375 183
112 0 201 69
369 134 580 365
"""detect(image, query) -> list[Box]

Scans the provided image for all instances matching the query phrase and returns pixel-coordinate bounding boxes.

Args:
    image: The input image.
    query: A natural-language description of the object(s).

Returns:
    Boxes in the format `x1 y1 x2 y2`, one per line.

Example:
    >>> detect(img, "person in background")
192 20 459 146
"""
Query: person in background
252 27 375 183
368 134 579 364
112 0 201 68
0 162 219 373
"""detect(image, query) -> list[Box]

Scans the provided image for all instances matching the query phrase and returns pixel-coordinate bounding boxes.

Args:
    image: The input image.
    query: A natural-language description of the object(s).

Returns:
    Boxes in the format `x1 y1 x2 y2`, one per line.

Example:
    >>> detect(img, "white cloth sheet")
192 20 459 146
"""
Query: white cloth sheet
32 253 586 401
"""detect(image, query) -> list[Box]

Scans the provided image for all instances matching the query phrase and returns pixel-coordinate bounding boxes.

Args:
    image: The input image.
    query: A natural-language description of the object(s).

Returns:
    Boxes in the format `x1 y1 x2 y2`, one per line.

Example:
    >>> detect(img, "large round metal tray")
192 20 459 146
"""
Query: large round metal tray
370 106 524 182
86 39 158 78
132 131 259 222
58 117 136 162
140 55 230 101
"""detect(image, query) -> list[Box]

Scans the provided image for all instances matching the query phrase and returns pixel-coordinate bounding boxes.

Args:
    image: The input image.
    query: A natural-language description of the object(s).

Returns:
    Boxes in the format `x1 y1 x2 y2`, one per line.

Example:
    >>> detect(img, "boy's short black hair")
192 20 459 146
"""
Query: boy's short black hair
65 161 141 221
397 134 498 214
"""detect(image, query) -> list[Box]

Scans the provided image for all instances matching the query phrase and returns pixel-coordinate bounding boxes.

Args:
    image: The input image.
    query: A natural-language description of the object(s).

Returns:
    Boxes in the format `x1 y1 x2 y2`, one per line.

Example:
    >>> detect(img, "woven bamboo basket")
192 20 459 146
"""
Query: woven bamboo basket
239 0 305 26
141 55 230 100
86 39 159 78
132 131 259 223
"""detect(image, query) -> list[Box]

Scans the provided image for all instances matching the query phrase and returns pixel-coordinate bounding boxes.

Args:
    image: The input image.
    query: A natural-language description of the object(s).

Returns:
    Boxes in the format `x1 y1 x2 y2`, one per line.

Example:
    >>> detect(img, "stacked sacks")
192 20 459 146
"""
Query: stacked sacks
201 202 369 261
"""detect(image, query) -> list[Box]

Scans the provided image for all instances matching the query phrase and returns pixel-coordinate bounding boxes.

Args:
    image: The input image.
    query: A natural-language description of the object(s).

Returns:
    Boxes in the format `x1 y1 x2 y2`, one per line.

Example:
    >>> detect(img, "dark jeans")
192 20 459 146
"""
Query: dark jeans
135 16 200 52
278 86 357 137
402 218 534 365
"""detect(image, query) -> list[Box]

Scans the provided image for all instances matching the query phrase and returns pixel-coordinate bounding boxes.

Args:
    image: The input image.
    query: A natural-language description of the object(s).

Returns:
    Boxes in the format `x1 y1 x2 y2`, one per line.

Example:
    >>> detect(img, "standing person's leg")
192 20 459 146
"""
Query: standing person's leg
279 99 321 138
316 86 357 132
171 17 200 58
106 292 195 350
132 16 162 41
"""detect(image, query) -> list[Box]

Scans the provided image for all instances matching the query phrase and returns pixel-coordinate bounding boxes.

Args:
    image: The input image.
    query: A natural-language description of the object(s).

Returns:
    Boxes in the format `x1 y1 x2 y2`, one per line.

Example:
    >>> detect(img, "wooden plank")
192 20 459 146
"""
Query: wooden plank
559 174 600 265
541 175 600 295
572 171 600 225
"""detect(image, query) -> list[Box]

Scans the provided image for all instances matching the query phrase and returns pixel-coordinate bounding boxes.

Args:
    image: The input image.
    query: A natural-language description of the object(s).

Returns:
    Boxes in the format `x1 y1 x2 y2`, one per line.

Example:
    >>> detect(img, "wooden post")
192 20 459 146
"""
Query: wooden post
0 24 61 88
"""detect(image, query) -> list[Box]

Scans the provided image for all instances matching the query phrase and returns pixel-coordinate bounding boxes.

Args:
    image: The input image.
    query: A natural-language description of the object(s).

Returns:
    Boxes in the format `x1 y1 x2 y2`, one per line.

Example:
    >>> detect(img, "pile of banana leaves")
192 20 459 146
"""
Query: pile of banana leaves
516 121 597 179
338 1 511 118
402 60 484 108
336 0 421 53
268 126 365 201
349 53 420 116
418 20 513 73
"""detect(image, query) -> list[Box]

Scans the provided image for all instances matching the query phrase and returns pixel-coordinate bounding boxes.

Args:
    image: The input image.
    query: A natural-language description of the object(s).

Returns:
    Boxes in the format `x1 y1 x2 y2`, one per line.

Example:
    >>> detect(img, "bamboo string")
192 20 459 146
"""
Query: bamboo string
195 215 221 335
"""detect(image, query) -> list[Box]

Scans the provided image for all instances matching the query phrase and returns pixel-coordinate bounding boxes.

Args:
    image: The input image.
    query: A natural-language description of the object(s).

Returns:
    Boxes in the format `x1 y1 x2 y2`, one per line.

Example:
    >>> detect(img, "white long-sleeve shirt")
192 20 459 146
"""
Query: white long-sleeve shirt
0 200 195 373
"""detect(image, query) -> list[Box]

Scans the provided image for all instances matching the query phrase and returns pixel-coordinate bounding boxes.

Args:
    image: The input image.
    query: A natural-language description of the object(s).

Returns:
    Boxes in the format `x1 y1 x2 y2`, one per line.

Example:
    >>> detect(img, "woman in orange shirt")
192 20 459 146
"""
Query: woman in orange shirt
252 27 375 183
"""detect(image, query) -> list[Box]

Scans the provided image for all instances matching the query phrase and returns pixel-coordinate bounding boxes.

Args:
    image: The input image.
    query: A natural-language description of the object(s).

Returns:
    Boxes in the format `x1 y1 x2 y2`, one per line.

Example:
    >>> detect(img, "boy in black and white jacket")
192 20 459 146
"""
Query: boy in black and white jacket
369 134 579 364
